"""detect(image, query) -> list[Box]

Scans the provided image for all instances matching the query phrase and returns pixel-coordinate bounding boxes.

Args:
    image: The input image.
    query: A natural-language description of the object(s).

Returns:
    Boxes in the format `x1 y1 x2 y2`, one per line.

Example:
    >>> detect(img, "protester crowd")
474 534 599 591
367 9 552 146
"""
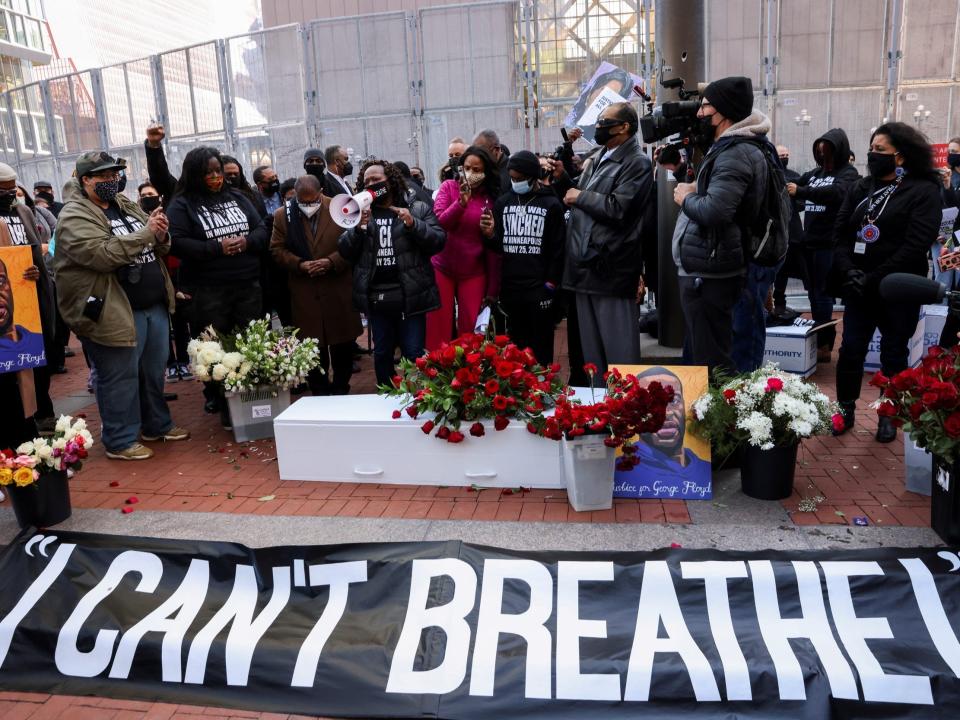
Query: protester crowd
0 74 954 463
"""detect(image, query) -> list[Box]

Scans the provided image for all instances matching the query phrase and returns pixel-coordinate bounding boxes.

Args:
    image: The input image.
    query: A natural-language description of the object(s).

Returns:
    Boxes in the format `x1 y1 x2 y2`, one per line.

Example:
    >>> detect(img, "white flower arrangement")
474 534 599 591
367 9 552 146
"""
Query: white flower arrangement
690 363 841 453
1 415 94 487
187 317 322 393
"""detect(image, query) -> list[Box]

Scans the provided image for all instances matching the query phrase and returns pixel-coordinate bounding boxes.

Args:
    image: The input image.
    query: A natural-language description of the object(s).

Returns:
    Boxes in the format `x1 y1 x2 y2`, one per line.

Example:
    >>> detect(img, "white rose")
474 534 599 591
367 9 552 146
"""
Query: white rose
15 441 34 455
222 352 243 371
37 444 53 460
80 430 94 447
55 415 71 433
73 418 87 431
211 364 228 381
195 366 211 382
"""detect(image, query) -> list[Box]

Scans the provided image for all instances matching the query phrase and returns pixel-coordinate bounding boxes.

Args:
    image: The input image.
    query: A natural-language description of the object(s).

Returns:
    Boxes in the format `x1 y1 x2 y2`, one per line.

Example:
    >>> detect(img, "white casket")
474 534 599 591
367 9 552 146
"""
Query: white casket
274 394 565 488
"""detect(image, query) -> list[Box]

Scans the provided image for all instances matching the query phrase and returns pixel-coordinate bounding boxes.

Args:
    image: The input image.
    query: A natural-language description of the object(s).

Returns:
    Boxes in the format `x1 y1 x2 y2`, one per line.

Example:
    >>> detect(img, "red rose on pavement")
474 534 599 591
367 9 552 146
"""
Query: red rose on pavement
494 416 509 431
391 410 402 419
421 420 435 434
469 422 485 437
831 413 845 432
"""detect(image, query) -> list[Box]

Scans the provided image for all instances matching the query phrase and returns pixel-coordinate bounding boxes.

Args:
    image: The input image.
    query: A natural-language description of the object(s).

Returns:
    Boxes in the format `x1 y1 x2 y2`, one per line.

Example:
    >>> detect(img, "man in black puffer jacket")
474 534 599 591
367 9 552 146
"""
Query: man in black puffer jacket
672 76 772 373
551 102 653 374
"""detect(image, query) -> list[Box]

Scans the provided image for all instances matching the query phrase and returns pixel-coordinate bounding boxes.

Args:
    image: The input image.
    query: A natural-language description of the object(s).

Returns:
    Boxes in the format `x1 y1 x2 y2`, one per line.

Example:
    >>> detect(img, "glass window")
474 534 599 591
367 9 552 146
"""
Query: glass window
12 13 25 46
0 11 9 42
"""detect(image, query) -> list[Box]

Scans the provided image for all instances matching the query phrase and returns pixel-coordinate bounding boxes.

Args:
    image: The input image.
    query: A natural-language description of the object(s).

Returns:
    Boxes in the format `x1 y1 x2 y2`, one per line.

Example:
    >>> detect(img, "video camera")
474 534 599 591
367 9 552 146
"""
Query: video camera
639 76 703 145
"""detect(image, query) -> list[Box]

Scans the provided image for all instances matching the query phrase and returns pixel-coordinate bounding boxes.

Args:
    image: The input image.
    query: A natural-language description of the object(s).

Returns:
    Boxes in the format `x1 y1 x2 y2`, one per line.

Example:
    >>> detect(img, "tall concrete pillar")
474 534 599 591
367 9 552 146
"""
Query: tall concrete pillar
654 0 706 349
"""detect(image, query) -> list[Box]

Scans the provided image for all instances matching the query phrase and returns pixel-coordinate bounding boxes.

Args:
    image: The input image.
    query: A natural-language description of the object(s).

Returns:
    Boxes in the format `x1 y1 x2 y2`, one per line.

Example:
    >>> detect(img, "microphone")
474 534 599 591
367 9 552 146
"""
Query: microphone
878 273 950 305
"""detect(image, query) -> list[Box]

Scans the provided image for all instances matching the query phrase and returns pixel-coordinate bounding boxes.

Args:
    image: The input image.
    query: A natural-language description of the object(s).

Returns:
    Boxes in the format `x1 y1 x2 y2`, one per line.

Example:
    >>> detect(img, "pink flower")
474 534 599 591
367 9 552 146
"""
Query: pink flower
14 455 36 468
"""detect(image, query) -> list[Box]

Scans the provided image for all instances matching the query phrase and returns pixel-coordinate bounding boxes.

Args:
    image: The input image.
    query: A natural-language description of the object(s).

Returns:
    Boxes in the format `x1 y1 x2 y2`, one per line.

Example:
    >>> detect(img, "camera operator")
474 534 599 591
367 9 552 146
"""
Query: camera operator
672 76 774 373
549 102 653 374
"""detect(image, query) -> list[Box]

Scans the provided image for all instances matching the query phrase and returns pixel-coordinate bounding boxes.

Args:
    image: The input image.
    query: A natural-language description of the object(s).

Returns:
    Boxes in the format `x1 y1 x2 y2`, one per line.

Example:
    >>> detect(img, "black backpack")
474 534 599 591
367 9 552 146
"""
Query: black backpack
733 138 790 267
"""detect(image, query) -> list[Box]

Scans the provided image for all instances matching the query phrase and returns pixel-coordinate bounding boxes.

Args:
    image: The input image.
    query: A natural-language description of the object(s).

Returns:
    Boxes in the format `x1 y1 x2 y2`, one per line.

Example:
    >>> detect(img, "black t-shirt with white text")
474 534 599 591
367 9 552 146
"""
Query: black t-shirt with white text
0 209 28 246
195 198 253 242
371 209 399 283
104 204 167 310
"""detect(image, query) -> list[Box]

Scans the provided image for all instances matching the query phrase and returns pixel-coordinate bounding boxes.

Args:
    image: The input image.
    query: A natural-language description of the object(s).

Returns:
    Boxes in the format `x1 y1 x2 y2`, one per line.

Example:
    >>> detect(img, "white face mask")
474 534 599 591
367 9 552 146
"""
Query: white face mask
299 202 320 218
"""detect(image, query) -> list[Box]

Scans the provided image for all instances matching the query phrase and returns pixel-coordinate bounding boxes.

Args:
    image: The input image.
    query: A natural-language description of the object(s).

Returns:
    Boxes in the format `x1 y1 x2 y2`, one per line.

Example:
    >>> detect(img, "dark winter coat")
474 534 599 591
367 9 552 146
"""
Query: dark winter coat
338 200 446 316
794 128 860 250
555 137 653 297
271 197 362 346
672 110 773 278
833 174 941 293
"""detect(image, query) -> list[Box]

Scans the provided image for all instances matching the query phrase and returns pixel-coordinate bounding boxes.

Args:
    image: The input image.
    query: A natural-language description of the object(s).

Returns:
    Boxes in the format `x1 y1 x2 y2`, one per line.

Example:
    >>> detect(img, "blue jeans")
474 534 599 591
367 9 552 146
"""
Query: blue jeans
82 303 173 452
803 247 836 349
732 263 779 373
369 309 426 386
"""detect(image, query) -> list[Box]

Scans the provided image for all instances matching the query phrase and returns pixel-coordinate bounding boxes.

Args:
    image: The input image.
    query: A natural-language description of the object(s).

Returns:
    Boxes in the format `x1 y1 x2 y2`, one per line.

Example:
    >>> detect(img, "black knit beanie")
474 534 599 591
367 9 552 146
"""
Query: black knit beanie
506 150 541 180
703 76 754 123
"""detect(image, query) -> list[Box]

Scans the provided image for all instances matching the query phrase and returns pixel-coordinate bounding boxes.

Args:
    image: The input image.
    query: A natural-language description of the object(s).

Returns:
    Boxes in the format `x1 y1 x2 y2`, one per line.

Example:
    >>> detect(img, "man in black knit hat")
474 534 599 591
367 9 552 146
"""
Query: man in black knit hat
672 75 776 373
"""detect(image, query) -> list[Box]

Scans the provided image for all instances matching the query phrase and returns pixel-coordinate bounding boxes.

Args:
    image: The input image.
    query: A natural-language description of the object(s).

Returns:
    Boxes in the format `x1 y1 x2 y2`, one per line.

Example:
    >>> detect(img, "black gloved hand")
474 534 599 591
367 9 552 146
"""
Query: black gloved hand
842 268 867 299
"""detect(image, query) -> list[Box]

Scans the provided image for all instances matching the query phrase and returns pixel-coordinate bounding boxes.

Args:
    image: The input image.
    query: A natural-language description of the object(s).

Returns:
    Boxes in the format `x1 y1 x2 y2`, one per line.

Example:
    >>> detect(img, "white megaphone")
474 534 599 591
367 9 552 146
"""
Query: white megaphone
330 185 389 229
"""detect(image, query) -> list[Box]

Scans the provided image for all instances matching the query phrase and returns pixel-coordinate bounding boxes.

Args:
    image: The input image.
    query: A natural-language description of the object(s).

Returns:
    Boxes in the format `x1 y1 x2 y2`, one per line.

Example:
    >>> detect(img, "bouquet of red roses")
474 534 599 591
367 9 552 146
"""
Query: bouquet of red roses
382 332 568 443
872 345 960 463
536 367 674 471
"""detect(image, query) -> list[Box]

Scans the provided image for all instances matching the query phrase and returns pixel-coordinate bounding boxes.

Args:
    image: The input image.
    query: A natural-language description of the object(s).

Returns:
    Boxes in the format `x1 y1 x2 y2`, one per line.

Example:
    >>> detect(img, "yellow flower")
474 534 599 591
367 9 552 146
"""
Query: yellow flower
0 468 12 486
13 467 35 487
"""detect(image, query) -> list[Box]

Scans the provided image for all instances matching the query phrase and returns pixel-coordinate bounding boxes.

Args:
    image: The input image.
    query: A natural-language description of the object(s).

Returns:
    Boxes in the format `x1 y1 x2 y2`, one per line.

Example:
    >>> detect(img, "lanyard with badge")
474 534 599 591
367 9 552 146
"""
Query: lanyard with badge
854 176 902 254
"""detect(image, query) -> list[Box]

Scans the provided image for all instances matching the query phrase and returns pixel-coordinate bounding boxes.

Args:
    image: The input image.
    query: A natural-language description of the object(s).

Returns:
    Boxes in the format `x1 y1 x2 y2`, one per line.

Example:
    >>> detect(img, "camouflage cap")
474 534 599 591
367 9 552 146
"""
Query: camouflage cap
75 151 124 179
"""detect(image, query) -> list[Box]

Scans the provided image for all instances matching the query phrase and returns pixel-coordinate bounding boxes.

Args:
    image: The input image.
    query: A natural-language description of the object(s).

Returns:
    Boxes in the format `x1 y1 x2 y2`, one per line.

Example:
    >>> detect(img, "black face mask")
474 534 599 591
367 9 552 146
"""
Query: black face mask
365 180 389 204
341 161 353 177
265 180 280 196
117 171 127 194
224 176 241 189
949 153 960 169
779 156 789 169
35 190 54 204
696 116 718 150
593 124 616 147
867 151 898 179
304 165 325 180
139 195 161 213
0 191 15 211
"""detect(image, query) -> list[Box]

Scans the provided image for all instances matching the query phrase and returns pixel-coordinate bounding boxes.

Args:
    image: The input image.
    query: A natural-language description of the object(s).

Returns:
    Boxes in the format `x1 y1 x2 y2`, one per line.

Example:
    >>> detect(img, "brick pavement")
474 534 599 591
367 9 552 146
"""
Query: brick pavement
2 316 928 529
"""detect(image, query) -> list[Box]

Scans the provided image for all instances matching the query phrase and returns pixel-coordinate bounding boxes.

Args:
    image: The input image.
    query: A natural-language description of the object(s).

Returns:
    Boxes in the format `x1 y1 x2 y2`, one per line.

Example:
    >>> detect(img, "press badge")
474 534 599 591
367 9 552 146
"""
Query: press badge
854 241 866 254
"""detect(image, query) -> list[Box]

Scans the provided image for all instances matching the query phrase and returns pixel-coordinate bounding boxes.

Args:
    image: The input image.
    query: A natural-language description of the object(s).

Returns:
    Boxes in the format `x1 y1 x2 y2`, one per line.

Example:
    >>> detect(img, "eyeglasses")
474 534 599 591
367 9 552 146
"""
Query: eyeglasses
595 119 624 128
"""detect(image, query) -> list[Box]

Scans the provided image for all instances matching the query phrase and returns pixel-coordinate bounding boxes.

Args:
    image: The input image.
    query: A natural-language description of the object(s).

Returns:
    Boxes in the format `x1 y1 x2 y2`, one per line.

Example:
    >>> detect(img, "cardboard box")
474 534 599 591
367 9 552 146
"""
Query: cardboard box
923 304 948 357
763 320 839 378
864 316 924 372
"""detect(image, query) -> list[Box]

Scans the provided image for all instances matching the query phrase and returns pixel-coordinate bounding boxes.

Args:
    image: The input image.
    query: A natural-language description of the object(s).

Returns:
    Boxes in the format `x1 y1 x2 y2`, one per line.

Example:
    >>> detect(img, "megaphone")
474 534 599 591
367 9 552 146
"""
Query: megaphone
330 185 389 228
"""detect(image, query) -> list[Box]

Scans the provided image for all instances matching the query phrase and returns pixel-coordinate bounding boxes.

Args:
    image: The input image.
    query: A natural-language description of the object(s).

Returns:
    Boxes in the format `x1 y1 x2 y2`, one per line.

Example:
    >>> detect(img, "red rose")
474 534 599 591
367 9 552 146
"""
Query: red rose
421 420 435 434
437 426 451 440
462 389 477 403
766 377 784 392
583 363 598 376
392 375 402 388
406 405 419 418
466 353 481 365
929 346 945 359
447 431 465 443
451 379 462 390
891 371 918 391
496 362 513 378
495 335 510 347
493 395 508 411
921 391 940 408
469 422 485 437
77 448 88 459
426 367 439 378
876 402 897 417
831 413 845 432
494 416 509 431
484 379 500 395
946 412 960 438
868 371 889 388
415 357 427 370
910 403 923 421
392 410 402 419
722 389 736 403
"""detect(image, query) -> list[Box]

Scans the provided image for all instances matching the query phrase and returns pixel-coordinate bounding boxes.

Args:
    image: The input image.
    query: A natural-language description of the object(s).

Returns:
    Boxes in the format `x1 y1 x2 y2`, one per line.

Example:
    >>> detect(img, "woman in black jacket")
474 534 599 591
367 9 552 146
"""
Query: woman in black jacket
167 146 269 423
338 159 445 385
832 122 941 442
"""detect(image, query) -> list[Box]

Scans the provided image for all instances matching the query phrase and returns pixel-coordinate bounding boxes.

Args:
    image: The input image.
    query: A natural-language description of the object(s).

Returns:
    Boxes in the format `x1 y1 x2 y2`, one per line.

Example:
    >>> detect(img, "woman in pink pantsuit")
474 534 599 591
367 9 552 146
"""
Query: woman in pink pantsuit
427 146 502 349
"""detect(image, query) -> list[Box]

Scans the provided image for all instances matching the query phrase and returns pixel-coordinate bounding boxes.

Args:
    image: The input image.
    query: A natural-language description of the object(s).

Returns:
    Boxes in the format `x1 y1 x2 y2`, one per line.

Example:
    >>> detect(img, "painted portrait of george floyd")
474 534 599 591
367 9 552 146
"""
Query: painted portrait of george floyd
613 365 712 500
0 245 45 374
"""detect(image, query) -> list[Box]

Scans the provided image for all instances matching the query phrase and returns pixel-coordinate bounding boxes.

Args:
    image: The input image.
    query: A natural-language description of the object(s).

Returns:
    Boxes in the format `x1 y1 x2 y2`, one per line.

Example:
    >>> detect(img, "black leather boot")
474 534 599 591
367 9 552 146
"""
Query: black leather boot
875 415 897 443
833 401 855 436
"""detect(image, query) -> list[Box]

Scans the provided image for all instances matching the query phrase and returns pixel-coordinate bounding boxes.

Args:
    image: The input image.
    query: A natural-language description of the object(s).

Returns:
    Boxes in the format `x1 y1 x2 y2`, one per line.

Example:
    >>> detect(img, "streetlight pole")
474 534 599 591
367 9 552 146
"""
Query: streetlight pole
794 109 812 169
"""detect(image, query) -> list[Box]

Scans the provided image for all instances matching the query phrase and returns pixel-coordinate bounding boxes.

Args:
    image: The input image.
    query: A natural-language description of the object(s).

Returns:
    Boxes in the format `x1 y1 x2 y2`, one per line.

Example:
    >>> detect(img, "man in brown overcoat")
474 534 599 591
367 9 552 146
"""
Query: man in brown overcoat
271 175 362 395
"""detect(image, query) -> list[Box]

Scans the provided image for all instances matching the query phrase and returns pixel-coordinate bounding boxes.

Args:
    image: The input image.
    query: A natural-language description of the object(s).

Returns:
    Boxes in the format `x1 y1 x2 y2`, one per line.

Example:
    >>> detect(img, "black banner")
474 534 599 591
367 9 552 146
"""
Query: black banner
1 530 960 718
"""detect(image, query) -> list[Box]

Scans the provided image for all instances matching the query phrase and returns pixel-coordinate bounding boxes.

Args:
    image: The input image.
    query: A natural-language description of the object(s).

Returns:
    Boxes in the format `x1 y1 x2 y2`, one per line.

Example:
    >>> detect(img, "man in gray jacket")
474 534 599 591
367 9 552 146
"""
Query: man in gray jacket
672 76 772 373
553 102 653 374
